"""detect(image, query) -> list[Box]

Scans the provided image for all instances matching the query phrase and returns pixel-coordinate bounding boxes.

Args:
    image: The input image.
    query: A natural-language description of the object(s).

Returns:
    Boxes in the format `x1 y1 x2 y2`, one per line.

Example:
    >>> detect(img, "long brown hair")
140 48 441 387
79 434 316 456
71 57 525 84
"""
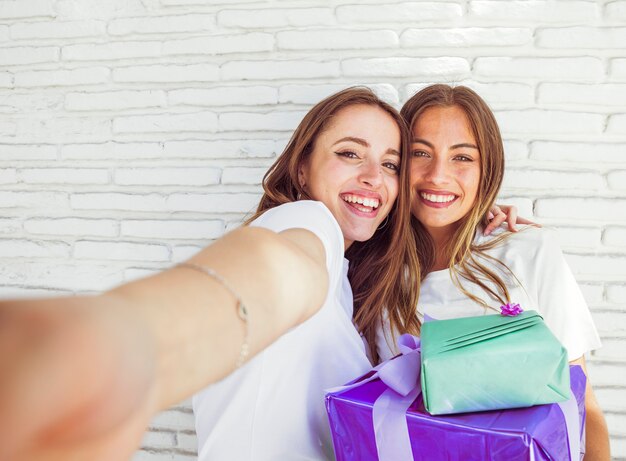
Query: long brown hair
402 84 514 309
247 87 420 362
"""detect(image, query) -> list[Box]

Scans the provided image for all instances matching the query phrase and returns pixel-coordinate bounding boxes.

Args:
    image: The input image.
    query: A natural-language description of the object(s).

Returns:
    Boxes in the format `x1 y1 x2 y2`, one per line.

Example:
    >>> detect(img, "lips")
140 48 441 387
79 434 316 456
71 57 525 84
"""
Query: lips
340 192 382 216
420 192 455 203
419 190 458 208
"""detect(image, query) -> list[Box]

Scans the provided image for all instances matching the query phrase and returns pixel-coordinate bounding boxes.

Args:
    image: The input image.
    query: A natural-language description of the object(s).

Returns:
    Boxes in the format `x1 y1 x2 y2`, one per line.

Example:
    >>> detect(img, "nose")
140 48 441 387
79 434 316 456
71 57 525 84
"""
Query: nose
423 157 449 185
359 159 383 188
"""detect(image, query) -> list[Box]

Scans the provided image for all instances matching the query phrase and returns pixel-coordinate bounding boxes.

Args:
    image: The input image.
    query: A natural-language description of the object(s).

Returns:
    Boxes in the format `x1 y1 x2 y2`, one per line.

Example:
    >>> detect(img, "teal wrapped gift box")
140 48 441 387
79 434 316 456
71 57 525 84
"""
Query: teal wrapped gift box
421 310 570 415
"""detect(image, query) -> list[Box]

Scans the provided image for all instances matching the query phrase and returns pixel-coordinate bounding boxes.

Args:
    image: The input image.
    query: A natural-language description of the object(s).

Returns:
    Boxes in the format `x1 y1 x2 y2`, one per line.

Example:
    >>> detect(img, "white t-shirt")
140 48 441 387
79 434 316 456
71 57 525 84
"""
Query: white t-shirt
193 200 371 461
377 226 601 362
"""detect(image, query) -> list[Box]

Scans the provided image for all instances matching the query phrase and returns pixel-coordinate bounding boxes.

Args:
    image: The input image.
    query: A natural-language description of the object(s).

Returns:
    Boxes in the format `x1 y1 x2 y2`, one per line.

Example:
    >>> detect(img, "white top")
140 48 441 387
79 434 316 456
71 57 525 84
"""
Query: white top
193 200 371 461
377 226 602 362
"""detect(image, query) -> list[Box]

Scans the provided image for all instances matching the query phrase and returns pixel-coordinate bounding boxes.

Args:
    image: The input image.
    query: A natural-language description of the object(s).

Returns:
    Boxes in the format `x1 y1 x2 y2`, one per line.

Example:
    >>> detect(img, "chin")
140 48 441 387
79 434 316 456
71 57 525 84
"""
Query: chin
340 231 369 247
355 230 379 243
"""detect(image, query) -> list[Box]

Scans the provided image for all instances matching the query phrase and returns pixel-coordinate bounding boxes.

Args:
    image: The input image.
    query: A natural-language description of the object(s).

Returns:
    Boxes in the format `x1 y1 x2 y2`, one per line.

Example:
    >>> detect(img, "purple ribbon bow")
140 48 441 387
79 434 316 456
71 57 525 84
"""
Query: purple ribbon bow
327 334 422 460
500 302 524 316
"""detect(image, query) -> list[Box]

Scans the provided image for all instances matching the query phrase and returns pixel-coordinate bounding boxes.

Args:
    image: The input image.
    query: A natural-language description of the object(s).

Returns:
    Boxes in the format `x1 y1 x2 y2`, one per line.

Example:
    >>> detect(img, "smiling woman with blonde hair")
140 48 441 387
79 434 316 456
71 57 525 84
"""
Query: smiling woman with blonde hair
378 83 610 460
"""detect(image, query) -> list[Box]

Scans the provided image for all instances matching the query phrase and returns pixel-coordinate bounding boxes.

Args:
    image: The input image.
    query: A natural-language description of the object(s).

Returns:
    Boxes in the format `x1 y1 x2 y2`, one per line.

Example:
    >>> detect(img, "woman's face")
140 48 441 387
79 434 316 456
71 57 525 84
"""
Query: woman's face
299 104 401 249
409 105 481 242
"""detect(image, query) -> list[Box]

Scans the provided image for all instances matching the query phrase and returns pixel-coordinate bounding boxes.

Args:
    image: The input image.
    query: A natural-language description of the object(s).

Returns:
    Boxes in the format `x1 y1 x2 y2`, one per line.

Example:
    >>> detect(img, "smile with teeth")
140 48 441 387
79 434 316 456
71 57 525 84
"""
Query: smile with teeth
420 192 457 203
341 194 380 212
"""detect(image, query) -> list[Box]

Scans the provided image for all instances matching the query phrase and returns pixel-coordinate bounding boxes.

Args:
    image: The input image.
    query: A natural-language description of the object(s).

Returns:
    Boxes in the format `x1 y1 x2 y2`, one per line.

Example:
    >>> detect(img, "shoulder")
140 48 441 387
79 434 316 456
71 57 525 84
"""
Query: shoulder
251 200 344 272
251 201 340 239
477 224 559 256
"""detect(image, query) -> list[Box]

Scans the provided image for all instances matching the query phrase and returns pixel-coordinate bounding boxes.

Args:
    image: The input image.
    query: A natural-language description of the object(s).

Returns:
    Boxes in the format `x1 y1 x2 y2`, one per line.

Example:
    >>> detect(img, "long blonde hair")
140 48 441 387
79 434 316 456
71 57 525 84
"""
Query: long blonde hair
402 84 514 309
247 87 420 362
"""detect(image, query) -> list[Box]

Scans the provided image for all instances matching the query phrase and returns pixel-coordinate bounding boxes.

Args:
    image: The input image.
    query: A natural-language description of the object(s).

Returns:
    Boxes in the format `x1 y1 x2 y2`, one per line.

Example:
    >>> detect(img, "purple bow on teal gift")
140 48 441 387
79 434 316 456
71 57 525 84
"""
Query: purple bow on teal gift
500 302 524 316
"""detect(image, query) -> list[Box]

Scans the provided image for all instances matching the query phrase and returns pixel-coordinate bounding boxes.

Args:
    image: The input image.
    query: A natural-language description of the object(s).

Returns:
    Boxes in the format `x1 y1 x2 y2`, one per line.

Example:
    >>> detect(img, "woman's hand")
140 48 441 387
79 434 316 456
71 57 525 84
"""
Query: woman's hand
0 297 158 461
484 204 539 236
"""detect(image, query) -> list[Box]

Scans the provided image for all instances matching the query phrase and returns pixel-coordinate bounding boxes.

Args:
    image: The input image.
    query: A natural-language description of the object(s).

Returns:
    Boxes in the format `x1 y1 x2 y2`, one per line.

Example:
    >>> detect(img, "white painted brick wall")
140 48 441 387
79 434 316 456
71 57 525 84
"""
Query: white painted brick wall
400 27 532 48
1 1 625 459
222 59 340 80
168 86 277 107
113 111 218 134
65 90 167 111
108 15 216 36
217 7 333 28
335 3 463 23
473 57 604 81
114 168 221 186
468 1 599 22
10 19 106 39
15 67 111 87
113 63 220 83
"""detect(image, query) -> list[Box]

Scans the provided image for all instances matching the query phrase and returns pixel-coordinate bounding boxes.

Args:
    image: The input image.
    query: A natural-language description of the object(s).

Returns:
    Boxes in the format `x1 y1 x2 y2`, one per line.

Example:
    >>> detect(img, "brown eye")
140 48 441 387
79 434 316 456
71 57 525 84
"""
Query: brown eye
382 162 399 173
336 151 359 159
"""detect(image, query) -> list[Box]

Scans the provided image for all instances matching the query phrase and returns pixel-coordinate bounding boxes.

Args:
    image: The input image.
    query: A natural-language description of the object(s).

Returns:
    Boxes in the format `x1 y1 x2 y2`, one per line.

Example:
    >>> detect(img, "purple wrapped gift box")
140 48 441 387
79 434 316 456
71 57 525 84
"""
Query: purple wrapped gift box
326 362 586 461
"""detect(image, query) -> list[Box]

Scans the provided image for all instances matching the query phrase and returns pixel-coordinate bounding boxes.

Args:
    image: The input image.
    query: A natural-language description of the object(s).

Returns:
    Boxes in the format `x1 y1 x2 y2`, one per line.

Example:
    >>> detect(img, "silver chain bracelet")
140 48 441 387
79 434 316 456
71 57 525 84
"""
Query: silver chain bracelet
177 262 250 368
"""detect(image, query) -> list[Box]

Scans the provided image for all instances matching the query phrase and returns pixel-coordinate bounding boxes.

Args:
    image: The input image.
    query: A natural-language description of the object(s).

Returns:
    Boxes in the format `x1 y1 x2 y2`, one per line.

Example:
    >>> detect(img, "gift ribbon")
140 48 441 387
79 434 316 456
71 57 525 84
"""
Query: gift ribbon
557 388 583 461
327 334 422 461
372 334 422 461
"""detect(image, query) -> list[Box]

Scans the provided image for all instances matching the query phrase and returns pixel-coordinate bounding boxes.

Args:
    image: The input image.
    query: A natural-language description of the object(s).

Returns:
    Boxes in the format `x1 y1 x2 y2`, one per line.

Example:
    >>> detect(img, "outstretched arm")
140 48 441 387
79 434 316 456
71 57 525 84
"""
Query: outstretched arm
0 226 327 461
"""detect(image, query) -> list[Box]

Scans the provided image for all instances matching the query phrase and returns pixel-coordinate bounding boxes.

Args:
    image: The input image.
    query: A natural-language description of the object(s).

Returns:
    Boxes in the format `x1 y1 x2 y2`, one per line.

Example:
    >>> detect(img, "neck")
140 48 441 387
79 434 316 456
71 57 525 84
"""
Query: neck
344 238 352 252
426 226 454 272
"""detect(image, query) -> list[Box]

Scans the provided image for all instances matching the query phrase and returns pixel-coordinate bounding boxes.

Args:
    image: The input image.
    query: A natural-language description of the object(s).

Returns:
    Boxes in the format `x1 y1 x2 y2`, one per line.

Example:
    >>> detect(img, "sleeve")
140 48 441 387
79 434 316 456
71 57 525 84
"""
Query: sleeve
531 228 602 361
249 200 344 291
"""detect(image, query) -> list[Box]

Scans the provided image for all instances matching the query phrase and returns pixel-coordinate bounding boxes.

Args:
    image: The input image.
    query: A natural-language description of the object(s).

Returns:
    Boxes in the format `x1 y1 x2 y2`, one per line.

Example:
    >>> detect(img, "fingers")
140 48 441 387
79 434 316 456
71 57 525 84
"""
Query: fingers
484 204 542 235
0 305 98 458
505 206 519 233
8 394 150 461
0 300 149 460
515 216 542 227
483 206 507 236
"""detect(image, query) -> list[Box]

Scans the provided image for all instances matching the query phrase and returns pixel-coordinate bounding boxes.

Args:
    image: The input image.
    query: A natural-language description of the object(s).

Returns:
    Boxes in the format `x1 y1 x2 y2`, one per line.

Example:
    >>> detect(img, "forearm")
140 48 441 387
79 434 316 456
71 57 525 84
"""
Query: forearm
584 388 611 461
107 225 327 411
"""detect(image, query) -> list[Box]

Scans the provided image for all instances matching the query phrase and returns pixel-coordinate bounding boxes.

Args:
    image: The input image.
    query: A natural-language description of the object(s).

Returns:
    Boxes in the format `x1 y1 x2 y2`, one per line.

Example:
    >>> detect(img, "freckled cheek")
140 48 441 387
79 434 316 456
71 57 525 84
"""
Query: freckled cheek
457 168 481 202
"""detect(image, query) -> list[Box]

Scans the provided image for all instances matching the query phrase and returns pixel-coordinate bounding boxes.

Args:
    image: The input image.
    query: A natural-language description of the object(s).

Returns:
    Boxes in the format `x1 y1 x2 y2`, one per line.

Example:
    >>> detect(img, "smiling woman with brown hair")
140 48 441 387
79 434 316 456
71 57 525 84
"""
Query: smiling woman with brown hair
0 87 421 461
193 87 421 460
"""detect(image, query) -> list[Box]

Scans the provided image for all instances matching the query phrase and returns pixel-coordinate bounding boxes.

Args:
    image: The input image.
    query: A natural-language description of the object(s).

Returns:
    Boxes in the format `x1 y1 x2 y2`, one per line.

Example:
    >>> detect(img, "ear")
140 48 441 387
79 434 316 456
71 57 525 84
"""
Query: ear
297 161 308 189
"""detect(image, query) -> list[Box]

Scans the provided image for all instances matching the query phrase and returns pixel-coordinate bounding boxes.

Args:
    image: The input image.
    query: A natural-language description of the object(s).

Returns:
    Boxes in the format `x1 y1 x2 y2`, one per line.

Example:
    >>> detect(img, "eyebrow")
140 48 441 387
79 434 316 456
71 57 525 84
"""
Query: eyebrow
334 136 400 157
412 138 478 150
333 136 369 147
